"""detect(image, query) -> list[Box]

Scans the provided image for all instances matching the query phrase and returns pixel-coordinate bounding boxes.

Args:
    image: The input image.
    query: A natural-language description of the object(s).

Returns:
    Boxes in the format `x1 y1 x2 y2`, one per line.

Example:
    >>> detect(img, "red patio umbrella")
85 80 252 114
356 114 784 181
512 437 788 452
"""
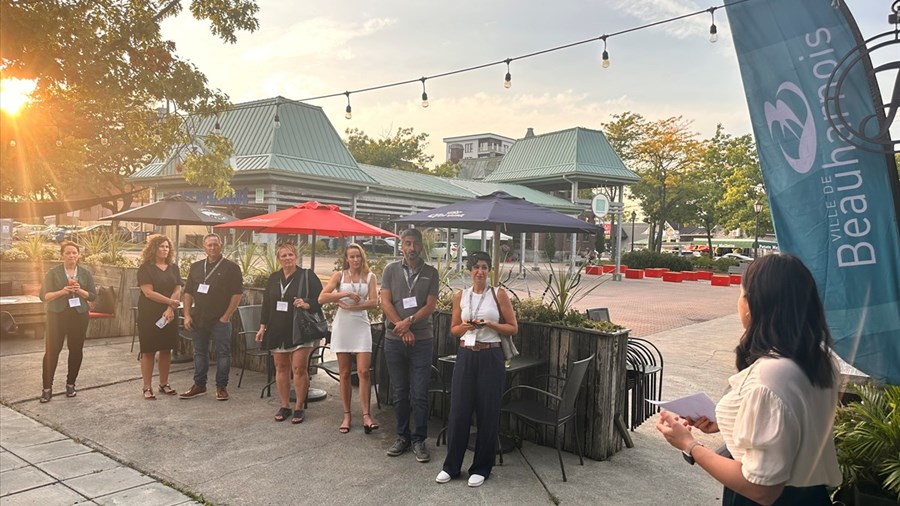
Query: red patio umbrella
214 201 397 269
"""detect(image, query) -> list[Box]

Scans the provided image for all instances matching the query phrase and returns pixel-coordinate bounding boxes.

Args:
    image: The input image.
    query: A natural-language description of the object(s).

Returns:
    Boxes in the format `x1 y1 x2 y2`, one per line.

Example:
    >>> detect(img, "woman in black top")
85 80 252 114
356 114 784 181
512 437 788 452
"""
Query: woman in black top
255 243 323 424
39 241 97 403
137 234 183 400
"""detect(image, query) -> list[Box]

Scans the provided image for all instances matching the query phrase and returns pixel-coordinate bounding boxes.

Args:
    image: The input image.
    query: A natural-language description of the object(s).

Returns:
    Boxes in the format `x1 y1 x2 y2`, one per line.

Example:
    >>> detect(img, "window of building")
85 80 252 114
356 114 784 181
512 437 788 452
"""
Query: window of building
465 143 472 153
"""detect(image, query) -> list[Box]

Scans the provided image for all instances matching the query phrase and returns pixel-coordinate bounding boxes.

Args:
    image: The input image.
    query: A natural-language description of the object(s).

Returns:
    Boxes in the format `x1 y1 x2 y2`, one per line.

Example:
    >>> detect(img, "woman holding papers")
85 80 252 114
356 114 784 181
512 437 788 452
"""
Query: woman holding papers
137 235 183 400
657 254 840 505
436 251 518 488
39 241 97 403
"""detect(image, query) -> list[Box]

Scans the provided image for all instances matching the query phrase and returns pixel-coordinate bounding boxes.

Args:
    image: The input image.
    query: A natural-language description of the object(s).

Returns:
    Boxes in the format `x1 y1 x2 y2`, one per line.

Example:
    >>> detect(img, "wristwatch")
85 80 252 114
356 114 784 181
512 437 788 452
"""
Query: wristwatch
408 315 416 323
682 440 703 465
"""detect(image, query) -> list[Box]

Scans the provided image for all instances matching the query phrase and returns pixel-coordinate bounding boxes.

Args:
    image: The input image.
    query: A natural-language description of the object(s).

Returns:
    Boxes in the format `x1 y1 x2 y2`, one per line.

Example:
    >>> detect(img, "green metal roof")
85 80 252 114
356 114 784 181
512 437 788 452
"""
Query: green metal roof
484 127 639 184
129 97 376 185
448 180 583 213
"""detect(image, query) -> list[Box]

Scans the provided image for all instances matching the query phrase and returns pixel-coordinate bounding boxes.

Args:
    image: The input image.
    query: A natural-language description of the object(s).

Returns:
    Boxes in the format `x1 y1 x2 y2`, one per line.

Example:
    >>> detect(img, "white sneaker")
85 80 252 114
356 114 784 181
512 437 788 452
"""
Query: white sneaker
468 474 485 487
436 471 452 484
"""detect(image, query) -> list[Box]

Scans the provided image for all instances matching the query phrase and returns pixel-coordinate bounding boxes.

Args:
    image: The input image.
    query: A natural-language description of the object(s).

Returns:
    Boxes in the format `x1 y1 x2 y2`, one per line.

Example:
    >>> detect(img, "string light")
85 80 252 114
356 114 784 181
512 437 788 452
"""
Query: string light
8 139 16 148
420 78 429 108
56 138 63 147
708 7 718 43
100 135 109 146
344 92 352 120
504 59 512 89
213 117 222 135
601 35 610 68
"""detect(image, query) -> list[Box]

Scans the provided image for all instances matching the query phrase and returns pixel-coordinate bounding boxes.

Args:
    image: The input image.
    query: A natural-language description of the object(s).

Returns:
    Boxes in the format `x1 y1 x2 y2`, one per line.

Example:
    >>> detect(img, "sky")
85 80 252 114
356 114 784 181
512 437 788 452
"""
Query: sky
160 0 889 165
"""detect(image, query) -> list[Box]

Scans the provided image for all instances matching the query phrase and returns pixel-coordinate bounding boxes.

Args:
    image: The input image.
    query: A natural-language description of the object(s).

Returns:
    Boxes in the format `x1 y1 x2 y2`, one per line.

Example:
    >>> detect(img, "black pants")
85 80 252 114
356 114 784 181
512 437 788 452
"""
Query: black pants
442 347 505 479
42 309 89 389
723 483 829 505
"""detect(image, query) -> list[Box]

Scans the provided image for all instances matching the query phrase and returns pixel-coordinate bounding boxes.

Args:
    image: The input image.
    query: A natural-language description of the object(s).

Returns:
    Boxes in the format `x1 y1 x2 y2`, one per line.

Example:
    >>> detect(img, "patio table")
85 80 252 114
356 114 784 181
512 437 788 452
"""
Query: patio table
0 295 45 339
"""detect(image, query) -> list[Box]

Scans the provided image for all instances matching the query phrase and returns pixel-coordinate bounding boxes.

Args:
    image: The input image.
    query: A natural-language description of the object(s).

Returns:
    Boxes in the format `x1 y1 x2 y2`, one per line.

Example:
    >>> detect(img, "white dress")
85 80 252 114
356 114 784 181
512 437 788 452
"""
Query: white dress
330 271 373 353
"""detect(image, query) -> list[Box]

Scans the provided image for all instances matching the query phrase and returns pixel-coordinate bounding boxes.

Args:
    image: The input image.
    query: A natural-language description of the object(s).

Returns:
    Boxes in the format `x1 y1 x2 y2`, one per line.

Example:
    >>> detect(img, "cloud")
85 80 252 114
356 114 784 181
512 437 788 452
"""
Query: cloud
610 0 730 43
243 17 396 62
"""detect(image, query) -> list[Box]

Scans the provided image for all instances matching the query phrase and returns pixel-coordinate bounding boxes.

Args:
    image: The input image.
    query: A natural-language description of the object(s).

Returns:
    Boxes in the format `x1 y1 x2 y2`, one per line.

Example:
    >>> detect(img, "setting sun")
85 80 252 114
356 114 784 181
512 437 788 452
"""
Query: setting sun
0 78 37 116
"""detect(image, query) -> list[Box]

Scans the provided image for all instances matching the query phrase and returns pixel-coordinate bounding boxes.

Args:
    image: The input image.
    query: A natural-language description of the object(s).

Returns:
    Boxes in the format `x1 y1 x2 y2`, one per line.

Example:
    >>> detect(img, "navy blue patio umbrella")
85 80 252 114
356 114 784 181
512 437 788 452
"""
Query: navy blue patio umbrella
395 191 601 283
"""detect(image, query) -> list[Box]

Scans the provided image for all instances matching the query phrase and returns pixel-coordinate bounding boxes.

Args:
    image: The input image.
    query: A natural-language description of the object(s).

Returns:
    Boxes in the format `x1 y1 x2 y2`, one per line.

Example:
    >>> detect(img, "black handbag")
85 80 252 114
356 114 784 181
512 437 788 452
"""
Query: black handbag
292 270 328 345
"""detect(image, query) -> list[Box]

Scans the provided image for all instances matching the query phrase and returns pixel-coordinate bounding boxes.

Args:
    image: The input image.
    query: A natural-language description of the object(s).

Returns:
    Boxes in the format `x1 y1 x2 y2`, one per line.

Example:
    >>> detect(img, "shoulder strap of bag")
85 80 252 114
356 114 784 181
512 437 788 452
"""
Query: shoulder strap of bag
490 286 505 324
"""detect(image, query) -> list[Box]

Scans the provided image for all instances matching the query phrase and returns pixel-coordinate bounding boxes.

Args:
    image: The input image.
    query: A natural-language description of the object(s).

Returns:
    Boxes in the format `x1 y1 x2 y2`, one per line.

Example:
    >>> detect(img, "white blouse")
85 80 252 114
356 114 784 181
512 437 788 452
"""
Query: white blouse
459 287 501 344
715 356 842 487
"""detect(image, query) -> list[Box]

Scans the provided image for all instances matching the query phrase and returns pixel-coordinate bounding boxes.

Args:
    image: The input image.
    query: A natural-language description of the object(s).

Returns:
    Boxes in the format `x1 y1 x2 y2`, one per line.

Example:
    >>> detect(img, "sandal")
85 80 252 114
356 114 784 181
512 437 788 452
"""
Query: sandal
40 389 52 403
142 387 156 400
158 384 177 396
65 384 77 398
339 411 351 434
291 409 305 424
274 407 291 422
363 412 380 434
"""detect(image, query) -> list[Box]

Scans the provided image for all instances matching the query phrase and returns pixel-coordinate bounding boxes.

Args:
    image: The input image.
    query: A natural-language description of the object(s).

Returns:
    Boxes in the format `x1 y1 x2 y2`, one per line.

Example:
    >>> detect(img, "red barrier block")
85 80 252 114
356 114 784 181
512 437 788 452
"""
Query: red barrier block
601 264 615 274
695 271 714 281
644 268 669 278
620 265 628 273
730 274 742 285
711 275 731 286
585 265 602 275
625 269 644 279
681 271 698 281
662 271 684 283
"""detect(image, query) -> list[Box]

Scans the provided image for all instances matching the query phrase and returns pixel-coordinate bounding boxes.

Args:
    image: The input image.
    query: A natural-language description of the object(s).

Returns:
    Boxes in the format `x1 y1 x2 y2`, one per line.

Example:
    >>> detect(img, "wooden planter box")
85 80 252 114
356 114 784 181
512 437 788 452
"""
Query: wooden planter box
431 311 629 461
662 271 683 283
624 269 644 279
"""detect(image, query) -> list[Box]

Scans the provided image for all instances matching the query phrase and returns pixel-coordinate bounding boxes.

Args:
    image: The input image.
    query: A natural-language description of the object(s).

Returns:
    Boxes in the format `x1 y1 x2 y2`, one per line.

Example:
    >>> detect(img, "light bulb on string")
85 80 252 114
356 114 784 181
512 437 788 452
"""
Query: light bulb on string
344 92 352 120
8 139 16 148
56 138 63 147
601 36 610 68
213 119 222 135
420 78 429 108
504 59 512 89
273 112 281 129
708 8 718 43
100 135 109 146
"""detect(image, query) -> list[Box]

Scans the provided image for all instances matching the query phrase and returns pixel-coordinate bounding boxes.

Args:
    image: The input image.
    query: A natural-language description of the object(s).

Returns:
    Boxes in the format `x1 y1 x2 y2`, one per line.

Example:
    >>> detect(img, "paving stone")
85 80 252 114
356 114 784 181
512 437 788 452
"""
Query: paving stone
0 428 66 450
0 466 55 497
0 452 27 473
64 466 153 498
38 452 120 481
12 440 91 465
94 483 193 506
0 483 89 506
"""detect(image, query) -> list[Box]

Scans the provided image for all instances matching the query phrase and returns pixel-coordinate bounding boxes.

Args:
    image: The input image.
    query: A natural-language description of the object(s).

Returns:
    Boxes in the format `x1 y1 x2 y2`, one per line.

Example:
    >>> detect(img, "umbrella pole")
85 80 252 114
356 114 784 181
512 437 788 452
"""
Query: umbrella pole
492 225 501 287
310 231 317 271
175 224 181 265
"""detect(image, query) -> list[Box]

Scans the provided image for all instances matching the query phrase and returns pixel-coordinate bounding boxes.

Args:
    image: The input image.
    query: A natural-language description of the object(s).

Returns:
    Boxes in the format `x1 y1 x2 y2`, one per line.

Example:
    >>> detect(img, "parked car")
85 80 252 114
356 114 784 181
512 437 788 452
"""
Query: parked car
717 252 753 262
431 241 467 260
361 238 397 255
41 225 78 242
73 224 133 242
13 224 46 240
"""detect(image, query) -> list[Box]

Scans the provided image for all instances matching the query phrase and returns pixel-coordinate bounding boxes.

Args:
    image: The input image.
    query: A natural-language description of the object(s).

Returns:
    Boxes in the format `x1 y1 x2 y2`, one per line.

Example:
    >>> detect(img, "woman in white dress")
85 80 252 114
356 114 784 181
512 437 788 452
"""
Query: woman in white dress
319 243 380 434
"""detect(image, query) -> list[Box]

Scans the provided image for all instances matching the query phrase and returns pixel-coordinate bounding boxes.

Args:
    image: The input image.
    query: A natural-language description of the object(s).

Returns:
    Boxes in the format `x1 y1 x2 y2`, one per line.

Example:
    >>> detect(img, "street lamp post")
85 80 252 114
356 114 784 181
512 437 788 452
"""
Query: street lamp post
630 210 636 252
753 199 763 259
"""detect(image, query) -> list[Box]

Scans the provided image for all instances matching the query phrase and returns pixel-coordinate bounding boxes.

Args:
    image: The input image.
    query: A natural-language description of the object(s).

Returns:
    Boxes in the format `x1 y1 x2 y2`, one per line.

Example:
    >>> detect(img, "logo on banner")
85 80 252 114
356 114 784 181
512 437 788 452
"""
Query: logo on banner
763 81 817 174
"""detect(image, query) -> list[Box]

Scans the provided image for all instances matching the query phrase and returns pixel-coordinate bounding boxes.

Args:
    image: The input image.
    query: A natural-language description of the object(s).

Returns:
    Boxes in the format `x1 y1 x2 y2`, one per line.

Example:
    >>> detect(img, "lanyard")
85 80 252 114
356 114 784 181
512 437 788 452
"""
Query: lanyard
203 258 223 283
403 264 421 295
64 265 78 281
348 271 366 298
467 287 488 321
280 275 294 300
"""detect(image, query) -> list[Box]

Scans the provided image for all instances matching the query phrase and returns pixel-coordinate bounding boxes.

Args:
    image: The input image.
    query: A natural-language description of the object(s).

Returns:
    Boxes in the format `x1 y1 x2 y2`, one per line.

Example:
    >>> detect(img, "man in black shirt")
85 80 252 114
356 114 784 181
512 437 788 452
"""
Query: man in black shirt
180 233 243 401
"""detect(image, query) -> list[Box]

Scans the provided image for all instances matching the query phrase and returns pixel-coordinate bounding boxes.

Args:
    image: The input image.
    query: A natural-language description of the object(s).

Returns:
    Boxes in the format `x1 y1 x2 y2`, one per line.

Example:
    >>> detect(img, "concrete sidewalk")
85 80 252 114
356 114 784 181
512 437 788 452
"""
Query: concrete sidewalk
0 275 746 505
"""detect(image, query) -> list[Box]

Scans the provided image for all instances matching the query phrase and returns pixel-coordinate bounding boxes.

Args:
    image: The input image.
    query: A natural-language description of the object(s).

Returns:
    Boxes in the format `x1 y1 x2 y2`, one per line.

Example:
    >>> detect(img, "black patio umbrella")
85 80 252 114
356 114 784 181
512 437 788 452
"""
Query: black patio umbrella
395 191 601 283
102 195 237 259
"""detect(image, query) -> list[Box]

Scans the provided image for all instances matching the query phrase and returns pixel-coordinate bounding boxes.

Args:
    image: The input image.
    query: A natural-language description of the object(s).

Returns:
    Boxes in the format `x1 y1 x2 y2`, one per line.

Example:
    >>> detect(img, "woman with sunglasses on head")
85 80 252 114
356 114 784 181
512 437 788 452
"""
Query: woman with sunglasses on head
657 254 841 505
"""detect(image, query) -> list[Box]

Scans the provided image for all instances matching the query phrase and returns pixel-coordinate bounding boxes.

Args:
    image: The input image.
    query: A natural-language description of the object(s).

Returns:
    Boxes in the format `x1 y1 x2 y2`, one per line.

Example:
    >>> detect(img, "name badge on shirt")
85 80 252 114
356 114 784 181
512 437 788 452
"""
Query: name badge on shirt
463 332 476 347
276 301 289 312
155 316 168 329
197 283 210 294
68 297 81 308
402 296 417 309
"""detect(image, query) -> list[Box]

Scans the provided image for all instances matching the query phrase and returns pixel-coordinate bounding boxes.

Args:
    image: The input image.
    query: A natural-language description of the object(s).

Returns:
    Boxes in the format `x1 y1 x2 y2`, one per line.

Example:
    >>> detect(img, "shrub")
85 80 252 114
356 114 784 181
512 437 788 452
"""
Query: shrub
1 248 28 261
512 297 624 332
543 233 556 262
82 253 136 267
689 255 739 273
621 250 692 271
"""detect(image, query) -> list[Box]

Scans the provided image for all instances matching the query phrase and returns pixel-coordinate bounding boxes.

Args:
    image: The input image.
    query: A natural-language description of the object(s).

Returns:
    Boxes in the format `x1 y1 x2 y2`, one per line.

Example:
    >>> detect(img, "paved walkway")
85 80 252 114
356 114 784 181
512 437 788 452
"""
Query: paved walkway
0 273 745 505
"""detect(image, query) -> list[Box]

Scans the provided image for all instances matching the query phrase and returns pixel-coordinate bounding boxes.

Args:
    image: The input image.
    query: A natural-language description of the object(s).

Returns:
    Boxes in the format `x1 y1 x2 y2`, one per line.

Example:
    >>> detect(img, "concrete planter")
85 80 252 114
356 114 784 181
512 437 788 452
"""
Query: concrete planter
431 311 629 461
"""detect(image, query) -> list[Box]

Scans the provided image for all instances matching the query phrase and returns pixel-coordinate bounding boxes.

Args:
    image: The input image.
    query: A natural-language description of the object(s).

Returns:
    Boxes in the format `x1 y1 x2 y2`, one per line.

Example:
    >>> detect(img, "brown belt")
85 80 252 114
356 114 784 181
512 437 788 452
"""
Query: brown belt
459 340 502 352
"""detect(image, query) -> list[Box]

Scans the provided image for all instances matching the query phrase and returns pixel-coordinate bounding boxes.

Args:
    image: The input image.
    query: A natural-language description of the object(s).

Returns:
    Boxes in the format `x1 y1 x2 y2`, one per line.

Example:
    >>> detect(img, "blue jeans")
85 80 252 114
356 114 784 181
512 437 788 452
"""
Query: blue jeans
191 320 232 388
384 338 433 443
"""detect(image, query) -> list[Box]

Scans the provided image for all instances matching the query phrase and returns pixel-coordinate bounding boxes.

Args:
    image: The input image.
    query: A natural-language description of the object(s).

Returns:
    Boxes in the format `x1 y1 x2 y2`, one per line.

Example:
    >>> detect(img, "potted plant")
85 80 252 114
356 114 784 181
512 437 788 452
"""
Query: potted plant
832 384 900 505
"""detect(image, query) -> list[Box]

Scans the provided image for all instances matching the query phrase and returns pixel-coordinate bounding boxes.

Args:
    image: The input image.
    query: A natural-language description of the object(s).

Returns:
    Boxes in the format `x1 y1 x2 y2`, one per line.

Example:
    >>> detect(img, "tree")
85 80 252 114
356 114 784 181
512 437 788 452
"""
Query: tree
603 113 703 252
430 161 461 178
0 0 260 210
345 127 434 172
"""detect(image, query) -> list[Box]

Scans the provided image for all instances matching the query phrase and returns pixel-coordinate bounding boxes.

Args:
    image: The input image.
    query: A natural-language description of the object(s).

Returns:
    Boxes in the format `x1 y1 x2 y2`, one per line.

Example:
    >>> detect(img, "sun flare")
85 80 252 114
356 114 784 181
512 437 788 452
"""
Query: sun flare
0 78 37 116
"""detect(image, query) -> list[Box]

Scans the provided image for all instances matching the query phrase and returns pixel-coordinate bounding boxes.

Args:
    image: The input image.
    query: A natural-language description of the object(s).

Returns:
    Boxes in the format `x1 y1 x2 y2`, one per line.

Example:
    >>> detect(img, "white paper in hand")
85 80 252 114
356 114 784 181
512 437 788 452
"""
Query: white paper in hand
647 392 717 422
155 316 168 329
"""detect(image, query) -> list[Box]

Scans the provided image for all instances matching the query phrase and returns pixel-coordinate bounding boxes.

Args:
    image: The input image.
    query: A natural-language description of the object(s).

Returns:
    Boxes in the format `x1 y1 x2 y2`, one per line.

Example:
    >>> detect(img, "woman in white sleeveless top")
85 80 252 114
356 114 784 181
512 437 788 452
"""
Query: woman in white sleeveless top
319 243 379 434
656 254 840 505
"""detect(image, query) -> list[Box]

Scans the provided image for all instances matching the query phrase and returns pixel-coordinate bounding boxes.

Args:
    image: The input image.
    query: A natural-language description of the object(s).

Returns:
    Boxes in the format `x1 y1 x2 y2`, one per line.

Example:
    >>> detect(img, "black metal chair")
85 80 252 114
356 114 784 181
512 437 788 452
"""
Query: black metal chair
430 364 451 446
129 287 141 352
308 322 386 409
1 311 18 337
624 337 664 430
585 307 611 322
500 353 595 482
236 305 272 397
